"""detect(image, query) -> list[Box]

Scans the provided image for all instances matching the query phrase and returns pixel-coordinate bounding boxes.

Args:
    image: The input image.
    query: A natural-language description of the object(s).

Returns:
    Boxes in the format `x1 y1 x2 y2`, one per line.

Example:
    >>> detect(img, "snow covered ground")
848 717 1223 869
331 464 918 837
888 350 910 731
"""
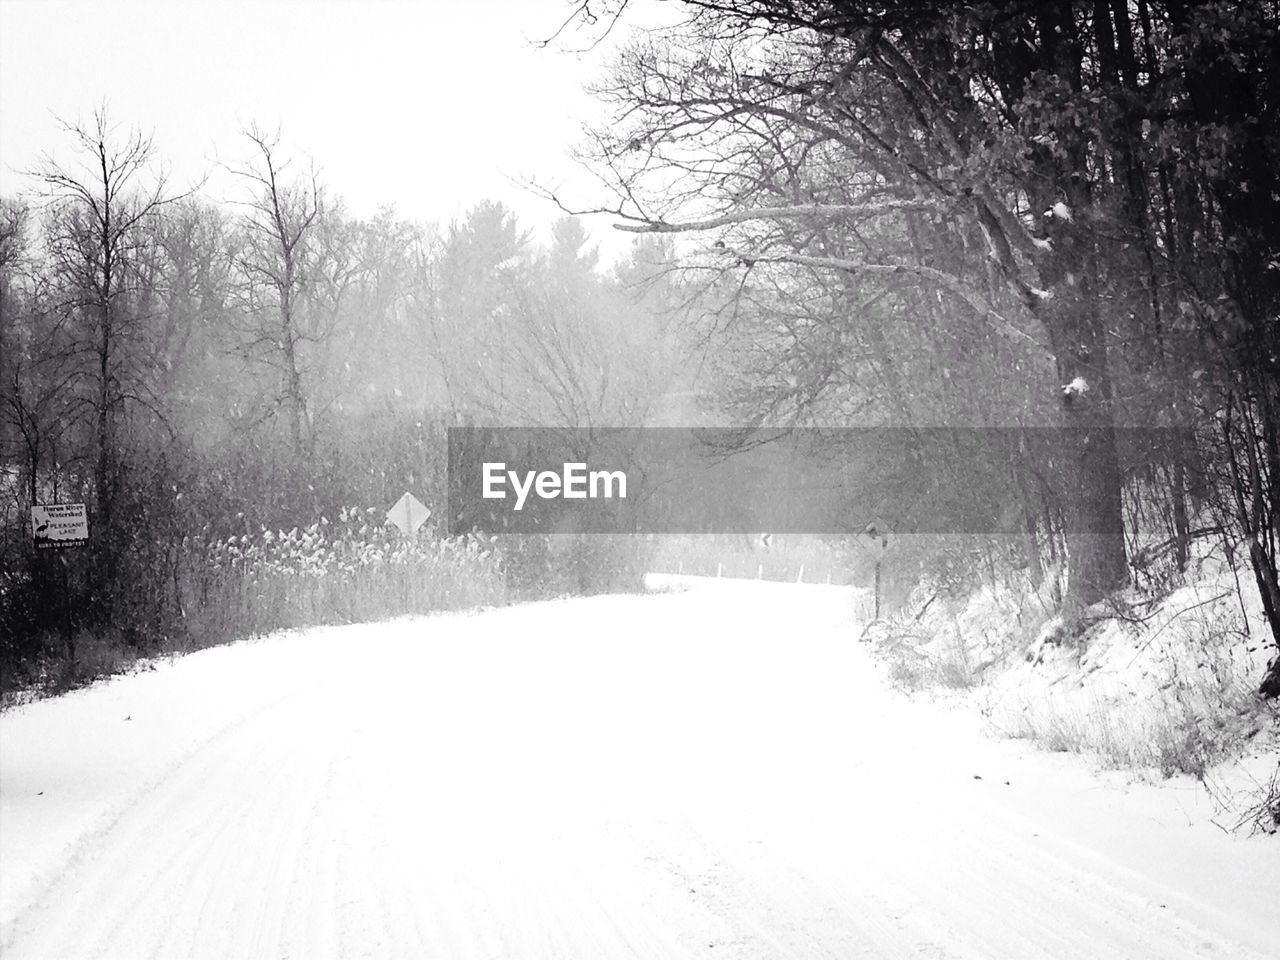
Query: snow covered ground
1 576 1277 959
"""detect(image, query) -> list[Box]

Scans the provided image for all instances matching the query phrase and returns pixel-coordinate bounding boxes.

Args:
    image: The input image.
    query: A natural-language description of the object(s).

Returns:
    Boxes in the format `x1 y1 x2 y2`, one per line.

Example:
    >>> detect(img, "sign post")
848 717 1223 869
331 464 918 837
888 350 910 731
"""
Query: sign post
862 519 890 621
32 503 89 663
32 503 89 549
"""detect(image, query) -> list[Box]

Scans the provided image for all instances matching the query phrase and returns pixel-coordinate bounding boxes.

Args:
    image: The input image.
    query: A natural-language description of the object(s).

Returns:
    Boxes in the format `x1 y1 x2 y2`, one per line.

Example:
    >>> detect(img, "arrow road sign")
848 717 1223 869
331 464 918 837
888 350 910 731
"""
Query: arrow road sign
386 492 430 536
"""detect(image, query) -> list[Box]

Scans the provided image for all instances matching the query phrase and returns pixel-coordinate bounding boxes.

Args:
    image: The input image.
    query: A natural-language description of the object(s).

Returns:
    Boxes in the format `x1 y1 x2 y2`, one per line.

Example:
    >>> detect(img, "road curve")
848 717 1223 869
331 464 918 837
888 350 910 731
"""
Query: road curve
1 581 1276 959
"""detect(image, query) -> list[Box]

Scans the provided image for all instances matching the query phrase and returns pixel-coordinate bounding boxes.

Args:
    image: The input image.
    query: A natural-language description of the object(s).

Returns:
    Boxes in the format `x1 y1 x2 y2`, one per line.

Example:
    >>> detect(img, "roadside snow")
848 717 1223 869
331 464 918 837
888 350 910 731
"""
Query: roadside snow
981 562 1278 800
1 578 1276 959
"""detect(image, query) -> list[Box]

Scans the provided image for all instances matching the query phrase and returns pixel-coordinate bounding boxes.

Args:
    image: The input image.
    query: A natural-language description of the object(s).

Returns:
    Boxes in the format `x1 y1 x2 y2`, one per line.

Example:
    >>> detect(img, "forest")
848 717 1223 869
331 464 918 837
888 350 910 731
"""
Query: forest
2 0 1279 705
0 118 689 689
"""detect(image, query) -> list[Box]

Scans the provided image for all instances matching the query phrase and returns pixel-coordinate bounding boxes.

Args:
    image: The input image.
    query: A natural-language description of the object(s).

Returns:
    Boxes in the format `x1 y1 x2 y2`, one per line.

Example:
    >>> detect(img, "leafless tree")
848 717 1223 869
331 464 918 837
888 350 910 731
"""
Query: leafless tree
227 124 333 460
29 108 181 526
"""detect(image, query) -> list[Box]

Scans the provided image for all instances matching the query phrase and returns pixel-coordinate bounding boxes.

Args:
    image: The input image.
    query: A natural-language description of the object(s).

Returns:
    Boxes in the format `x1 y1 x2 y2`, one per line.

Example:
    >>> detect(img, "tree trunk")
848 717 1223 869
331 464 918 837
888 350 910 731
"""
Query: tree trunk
1255 534 1280 699
278 284 311 461
1171 456 1190 573
1037 238 1128 608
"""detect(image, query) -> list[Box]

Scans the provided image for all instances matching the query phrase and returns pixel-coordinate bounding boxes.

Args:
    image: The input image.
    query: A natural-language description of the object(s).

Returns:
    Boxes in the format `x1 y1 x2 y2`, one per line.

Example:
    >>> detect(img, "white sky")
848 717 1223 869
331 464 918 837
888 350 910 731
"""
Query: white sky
0 0 667 257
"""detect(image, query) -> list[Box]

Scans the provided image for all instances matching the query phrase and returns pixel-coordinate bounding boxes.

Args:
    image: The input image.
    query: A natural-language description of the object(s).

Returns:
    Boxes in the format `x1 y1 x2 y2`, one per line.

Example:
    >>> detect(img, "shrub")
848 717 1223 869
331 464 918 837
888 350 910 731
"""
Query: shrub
2 507 506 702
182 508 506 643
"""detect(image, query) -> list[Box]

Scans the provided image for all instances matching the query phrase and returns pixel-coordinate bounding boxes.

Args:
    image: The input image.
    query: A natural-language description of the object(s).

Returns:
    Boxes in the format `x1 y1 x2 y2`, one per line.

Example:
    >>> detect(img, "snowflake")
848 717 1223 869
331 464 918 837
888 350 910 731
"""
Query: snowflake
1062 376 1090 398
1047 201 1073 222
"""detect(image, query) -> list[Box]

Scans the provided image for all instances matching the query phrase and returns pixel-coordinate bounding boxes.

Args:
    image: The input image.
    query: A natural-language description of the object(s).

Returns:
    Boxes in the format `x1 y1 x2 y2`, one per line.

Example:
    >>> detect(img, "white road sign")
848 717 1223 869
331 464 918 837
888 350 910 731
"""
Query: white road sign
32 503 89 549
386 492 430 536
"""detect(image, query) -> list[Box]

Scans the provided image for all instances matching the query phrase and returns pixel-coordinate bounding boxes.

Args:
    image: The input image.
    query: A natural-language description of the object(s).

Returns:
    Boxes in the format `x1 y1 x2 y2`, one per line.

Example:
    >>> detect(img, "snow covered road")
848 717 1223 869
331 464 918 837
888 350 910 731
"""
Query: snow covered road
2 578 1277 959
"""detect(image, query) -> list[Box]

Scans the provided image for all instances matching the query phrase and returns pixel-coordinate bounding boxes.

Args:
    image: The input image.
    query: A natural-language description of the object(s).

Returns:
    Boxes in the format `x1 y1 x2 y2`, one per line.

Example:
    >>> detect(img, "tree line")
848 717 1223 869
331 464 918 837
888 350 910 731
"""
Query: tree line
0 112 682 685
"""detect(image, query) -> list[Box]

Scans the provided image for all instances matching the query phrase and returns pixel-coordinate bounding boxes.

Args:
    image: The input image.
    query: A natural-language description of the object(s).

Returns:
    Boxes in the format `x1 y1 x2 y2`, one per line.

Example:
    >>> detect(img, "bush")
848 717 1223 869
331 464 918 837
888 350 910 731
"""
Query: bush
869 620 979 694
991 601 1266 779
1234 762 1280 836
182 508 506 643
2 507 506 702
500 532 653 598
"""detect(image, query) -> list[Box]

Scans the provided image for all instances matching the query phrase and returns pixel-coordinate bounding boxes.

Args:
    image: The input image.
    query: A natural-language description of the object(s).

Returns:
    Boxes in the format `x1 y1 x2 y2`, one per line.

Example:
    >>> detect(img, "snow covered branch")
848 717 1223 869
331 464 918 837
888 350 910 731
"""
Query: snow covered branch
721 247 1051 354
612 200 937 233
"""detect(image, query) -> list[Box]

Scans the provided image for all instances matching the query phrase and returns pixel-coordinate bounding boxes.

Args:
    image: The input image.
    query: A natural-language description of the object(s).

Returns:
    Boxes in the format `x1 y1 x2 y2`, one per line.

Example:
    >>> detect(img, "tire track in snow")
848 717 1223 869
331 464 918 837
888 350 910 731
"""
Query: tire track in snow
2 684 348 958
0 683 309 948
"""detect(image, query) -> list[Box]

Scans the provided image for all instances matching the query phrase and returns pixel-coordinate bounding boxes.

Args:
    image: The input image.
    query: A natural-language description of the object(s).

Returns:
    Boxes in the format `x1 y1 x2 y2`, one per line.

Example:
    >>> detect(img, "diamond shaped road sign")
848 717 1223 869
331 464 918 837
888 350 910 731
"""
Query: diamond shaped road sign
386 492 431 536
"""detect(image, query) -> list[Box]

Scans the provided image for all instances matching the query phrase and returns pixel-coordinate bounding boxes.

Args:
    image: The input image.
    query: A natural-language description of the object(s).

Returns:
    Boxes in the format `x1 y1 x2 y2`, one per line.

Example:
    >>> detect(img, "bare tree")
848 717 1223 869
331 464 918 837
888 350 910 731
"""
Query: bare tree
561 8 1155 610
30 108 179 527
227 124 329 459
